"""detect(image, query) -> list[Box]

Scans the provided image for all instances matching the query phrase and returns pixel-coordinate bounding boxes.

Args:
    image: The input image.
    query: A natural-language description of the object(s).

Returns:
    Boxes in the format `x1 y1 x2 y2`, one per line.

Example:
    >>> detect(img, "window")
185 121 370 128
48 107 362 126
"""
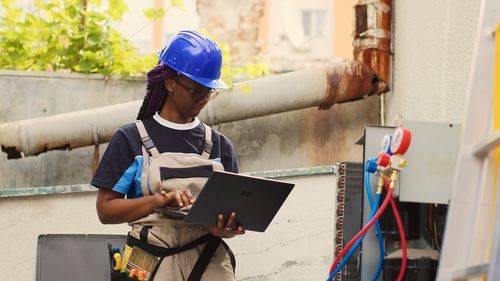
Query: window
301 9 327 38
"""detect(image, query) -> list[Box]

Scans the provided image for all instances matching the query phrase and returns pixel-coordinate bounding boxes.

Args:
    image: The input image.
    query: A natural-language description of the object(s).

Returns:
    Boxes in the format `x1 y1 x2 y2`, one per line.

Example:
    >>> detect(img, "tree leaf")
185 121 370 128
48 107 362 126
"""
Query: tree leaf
107 0 128 20
1 0 14 8
239 83 252 94
78 57 95 72
170 0 184 9
142 8 165 20
88 0 101 7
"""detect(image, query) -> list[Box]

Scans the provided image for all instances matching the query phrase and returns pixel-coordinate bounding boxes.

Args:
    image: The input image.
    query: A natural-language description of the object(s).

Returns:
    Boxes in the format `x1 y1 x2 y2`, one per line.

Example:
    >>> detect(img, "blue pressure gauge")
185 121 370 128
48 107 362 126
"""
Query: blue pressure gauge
380 134 392 155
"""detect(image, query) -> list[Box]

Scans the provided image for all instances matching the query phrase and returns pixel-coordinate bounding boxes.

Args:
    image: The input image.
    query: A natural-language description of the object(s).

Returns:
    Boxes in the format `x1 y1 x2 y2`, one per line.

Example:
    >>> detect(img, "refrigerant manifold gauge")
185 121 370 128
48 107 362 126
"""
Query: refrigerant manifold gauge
390 128 412 155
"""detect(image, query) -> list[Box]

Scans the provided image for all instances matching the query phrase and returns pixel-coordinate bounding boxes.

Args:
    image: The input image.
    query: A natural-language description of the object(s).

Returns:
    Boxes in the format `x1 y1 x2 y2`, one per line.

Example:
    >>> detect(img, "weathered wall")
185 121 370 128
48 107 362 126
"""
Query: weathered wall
0 172 336 281
214 96 379 172
0 0 480 188
386 0 481 125
0 71 146 188
0 69 377 188
0 71 145 123
195 0 378 173
0 0 377 189
197 0 265 67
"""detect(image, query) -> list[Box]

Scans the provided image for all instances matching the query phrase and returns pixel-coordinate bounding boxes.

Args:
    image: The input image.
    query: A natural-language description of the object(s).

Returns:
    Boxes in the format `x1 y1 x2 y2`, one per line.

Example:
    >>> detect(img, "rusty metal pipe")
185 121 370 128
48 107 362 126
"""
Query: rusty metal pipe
354 0 392 91
0 59 385 158
0 101 141 158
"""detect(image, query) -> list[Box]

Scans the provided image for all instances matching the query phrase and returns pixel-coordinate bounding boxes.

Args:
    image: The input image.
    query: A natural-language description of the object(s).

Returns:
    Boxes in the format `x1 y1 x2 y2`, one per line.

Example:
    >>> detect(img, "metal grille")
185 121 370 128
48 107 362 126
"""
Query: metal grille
335 161 364 281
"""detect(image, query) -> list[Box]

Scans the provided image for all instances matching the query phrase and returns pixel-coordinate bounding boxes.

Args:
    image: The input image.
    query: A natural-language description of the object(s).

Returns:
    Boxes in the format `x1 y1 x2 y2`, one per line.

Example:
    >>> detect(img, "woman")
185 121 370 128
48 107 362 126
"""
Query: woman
92 30 245 281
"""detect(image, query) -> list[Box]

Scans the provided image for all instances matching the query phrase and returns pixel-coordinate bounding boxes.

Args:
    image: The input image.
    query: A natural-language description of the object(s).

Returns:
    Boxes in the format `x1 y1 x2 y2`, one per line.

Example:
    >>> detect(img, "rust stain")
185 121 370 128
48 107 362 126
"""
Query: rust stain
353 0 392 87
29 143 72 157
1 145 22 159
320 60 382 109
310 92 380 166
44 143 71 152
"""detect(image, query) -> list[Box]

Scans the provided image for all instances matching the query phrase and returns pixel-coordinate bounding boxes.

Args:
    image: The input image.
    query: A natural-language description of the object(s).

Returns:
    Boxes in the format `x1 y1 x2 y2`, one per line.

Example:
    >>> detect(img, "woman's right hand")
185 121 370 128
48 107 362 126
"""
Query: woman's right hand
207 212 246 238
155 190 195 208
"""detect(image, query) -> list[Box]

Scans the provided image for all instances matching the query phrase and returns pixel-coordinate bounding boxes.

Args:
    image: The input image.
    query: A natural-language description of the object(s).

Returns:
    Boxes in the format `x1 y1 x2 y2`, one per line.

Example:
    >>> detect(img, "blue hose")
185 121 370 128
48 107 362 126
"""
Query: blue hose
366 172 384 281
326 172 384 281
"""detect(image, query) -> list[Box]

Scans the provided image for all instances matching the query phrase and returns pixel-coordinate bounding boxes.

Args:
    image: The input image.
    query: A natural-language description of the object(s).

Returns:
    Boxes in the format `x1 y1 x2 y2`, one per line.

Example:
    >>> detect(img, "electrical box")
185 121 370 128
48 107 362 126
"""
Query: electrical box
399 120 460 204
359 120 459 280
363 120 460 204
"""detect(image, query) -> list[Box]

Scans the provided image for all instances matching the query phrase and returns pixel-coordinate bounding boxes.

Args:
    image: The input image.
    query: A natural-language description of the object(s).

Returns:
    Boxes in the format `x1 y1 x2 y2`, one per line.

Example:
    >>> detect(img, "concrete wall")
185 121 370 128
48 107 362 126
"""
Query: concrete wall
386 0 481 125
0 0 378 189
0 71 146 188
0 171 336 281
197 0 375 172
0 70 378 188
214 96 379 172
0 71 145 123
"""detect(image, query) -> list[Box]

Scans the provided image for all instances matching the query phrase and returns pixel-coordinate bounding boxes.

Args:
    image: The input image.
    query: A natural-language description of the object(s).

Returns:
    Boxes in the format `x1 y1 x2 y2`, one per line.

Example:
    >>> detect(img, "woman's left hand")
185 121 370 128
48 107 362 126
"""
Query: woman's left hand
207 212 245 238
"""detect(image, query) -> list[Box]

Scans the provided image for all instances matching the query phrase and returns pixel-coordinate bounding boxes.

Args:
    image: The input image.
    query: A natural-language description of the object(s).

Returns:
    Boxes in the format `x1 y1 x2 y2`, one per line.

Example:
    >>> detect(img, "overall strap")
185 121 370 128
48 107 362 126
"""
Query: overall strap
201 123 213 160
187 237 236 280
187 235 221 281
126 232 212 258
221 240 236 273
134 120 160 157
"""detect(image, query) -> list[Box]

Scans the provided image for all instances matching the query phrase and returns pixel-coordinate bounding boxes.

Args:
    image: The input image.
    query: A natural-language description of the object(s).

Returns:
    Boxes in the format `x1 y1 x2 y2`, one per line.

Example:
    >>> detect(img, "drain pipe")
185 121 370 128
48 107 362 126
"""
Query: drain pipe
0 59 386 158
353 0 392 125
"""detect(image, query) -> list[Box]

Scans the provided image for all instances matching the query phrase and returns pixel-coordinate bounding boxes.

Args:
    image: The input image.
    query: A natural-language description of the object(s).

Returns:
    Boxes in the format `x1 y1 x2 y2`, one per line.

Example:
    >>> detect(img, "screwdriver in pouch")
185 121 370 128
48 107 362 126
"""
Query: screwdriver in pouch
111 246 122 272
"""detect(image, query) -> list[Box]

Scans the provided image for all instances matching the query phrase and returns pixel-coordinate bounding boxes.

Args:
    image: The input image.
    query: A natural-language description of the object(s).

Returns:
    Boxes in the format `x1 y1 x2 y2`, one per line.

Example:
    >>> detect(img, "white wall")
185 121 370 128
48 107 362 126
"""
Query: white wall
0 173 336 281
386 0 481 125
227 174 335 281
267 0 333 59
0 192 128 279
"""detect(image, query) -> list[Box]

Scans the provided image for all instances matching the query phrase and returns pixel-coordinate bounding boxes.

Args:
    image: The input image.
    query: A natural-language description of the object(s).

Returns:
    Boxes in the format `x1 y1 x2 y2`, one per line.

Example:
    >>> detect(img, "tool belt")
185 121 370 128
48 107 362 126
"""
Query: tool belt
110 233 235 281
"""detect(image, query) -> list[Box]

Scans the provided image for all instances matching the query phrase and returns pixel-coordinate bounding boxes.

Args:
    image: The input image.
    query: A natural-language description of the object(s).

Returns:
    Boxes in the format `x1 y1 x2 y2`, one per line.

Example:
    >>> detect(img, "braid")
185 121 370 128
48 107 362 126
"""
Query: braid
137 64 176 120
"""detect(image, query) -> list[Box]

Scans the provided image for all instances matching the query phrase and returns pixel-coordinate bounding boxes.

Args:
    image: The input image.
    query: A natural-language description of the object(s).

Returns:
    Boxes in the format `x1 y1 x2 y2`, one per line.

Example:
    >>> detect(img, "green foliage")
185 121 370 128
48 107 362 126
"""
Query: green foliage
142 7 165 21
0 0 268 83
170 0 184 9
0 0 156 77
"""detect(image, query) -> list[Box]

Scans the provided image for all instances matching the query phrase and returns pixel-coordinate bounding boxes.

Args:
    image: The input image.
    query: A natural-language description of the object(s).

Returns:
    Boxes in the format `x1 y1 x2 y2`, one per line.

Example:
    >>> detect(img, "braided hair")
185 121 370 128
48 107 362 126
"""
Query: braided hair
136 63 176 120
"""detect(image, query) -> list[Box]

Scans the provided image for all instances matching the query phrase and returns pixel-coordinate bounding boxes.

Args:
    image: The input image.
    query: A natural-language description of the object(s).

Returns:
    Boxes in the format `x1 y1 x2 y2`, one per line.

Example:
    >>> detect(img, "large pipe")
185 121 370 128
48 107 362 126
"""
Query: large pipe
353 0 392 90
0 59 385 158
0 101 141 159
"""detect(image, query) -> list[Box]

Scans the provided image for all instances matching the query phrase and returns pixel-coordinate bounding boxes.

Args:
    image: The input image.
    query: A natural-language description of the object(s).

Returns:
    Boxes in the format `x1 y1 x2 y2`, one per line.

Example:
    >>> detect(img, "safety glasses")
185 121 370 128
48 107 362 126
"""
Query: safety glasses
171 77 219 102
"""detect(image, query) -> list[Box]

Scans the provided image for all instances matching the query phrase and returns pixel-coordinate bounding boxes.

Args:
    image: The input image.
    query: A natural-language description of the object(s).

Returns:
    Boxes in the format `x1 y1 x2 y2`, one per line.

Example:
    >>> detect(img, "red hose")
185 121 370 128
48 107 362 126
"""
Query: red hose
329 187 394 274
390 195 407 281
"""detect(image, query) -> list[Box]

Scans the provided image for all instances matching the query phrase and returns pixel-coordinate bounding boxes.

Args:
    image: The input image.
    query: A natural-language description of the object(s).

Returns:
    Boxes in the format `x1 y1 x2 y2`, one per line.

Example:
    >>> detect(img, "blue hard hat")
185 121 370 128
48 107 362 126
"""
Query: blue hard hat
157 30 228 89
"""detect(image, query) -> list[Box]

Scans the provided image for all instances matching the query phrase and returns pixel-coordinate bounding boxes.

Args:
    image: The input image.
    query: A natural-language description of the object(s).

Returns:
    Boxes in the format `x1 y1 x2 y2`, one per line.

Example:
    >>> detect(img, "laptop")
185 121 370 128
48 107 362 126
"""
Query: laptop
154 170 295 232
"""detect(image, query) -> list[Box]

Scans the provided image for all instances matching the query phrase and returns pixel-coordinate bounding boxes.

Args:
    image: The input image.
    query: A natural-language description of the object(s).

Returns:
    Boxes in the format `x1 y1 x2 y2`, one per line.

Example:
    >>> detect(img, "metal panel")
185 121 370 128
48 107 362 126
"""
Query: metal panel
399 120 461 204
37 234 126 281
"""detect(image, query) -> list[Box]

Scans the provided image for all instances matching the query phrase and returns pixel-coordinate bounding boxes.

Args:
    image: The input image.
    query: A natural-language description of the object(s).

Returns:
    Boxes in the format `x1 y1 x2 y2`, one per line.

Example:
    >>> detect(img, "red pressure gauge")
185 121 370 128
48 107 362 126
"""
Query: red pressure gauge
390 128 412 155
